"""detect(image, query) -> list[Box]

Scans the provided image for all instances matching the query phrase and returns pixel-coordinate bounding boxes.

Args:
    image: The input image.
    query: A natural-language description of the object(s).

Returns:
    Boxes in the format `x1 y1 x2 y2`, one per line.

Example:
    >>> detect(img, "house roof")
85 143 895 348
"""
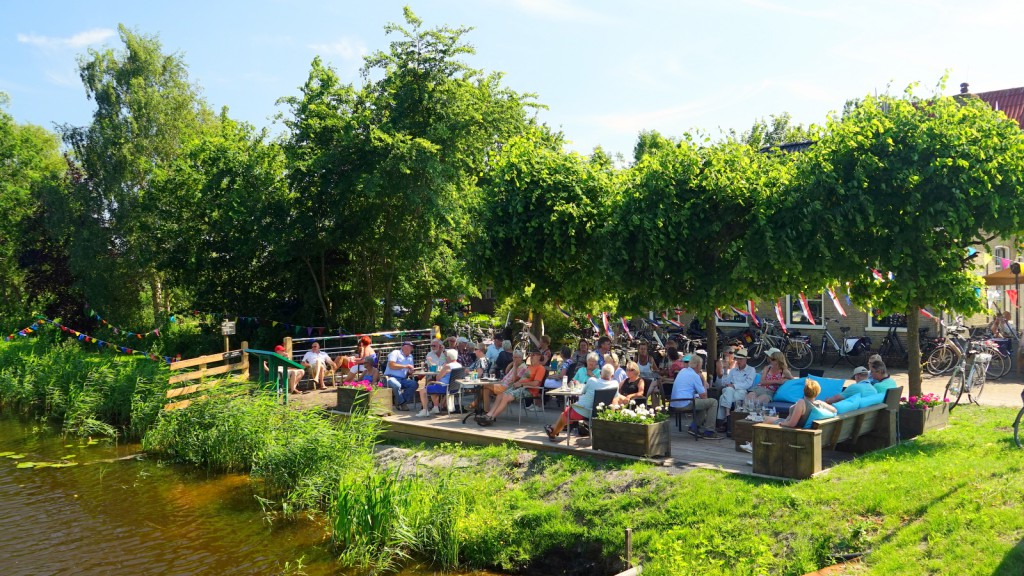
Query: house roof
971 87 1024 127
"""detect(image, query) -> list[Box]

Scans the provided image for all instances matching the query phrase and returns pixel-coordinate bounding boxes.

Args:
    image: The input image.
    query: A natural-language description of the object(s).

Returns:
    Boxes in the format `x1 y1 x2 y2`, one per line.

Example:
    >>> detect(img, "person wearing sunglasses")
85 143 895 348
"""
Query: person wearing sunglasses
611 361 646 407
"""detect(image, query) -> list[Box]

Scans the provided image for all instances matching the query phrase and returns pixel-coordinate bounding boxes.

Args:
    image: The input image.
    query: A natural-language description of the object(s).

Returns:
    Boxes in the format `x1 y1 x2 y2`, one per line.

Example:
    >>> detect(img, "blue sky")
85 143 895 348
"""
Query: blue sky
3 0 1022 159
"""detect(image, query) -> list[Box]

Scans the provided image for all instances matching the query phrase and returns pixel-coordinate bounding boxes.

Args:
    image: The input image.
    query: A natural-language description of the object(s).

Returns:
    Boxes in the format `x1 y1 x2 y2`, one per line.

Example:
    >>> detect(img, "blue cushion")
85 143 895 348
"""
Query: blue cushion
809 376 845 400
753 373 761 386
803 403 837 428
773 378 806 403
832 396 860 414
860 392 885 407
872 377 897 393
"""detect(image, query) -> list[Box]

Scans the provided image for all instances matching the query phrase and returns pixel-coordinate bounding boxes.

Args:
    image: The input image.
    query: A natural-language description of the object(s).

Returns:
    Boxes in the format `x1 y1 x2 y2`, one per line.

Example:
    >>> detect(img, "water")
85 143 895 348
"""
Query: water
0 414 499 576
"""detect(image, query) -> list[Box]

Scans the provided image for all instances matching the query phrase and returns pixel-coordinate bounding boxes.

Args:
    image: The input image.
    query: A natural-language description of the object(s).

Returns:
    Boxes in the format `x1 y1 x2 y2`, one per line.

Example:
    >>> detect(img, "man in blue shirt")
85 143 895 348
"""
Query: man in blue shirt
669 355 720 438
485 335 503 366
384 341 418 410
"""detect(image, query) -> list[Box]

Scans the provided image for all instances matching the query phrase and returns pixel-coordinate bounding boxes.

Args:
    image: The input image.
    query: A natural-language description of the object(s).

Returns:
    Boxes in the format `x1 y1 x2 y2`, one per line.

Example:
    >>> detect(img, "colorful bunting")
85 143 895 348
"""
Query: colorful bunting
773 299 788 334
620 317 633 340
827 288 847 317
602 312 615 337
746 300 760 327
798 293 817 325
919 308 937 320
1009 290 1019 308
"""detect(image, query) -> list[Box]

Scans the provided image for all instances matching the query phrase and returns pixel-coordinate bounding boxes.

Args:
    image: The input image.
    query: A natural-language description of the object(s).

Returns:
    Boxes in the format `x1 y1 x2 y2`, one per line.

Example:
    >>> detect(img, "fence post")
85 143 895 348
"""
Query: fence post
285 336 293 358
241 341 249 374
625 527 633 569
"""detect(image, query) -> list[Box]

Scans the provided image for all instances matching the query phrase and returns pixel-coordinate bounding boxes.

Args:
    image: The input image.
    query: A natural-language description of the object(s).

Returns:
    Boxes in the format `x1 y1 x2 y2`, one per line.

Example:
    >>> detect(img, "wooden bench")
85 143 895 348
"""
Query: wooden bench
751 386 902 479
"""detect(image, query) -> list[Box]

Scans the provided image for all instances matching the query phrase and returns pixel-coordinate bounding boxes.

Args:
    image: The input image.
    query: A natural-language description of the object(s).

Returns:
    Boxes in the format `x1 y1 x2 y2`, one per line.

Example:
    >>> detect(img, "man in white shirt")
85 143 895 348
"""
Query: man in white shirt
718 347 757 421
669 355 720 438
485 335 503 366
384 341 418 410
301 341 332 390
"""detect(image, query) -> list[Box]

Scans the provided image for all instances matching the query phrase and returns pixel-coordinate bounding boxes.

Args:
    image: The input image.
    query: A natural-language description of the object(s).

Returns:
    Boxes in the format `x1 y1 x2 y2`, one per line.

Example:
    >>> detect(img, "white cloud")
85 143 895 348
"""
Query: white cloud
17 28 115 50
509 0 613 24
307 37 367 62
738 0 843 20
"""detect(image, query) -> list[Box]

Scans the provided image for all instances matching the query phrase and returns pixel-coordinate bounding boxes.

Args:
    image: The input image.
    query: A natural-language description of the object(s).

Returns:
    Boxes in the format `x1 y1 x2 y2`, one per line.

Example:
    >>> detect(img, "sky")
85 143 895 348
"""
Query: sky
3 0 1023 159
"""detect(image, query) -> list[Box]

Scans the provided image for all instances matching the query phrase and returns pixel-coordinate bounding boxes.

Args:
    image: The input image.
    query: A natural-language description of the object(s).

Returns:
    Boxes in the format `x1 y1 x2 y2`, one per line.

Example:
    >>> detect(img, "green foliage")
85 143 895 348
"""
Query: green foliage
0 338 168 439
729 112 817 149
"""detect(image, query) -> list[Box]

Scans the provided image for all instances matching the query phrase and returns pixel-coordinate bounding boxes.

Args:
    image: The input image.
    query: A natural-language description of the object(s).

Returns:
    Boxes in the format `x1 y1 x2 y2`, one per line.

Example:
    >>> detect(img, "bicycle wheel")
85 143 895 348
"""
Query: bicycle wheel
513 338 529 357
786 342 814 370
985 353 1006 380
966 364 986 404
1014 406 1023 448
1000 352 1013 378
943 367 966 410
748 342 768 369
925 346 956 375
843 341 868 367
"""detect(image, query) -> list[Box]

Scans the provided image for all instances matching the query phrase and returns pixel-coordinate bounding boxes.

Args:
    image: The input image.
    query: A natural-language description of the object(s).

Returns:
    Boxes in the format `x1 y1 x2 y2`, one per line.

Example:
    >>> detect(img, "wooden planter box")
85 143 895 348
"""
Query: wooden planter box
337 386 392 415
592 418 671 458
899 404 949 439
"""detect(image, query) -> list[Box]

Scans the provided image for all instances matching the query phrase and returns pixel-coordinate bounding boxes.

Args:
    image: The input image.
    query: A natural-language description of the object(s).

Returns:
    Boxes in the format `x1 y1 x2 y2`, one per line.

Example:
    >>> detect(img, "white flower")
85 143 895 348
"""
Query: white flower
597 402 605 409
622 409 636 417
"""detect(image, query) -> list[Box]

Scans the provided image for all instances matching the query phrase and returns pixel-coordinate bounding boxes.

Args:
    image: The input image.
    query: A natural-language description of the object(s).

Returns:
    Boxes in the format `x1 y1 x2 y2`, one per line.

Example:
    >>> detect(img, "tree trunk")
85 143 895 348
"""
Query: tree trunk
382 268 394 330
706 313 718 383
150 274 163 320
302 256 331 321
907 308 922 397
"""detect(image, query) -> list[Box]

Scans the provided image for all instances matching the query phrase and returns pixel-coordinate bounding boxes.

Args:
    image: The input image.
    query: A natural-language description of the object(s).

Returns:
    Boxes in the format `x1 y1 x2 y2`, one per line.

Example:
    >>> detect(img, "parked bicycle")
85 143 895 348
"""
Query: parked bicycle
747 320 814 370
924 319 1007 379
1014 387 1023 448
512 319 542 356
874 314 908 362
818 317 872 367
943 348 991 410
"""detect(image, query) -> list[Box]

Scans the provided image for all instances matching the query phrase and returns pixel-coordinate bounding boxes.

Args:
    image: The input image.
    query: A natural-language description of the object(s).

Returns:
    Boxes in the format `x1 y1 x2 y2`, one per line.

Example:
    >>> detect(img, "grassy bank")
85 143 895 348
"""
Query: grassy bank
0 339 168 439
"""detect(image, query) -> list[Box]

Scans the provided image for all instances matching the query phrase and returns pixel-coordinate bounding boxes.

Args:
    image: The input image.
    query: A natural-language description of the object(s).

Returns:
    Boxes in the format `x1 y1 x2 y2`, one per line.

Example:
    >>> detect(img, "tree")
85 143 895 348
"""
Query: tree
730 112 815 149
0 95 68 327
57 25 213 324
791 86 1024 395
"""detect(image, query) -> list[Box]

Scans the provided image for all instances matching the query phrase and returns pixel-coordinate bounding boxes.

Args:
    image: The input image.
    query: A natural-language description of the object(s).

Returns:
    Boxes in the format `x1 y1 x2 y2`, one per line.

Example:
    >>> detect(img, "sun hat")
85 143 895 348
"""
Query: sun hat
274 345 286 353
852 366 870 377
765 347 782 357
734 348 748 358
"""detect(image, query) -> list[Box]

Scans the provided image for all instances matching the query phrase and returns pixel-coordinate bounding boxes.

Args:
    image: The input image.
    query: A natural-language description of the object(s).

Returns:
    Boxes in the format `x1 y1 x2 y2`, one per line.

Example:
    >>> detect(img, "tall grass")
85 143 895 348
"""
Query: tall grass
0 339 167 439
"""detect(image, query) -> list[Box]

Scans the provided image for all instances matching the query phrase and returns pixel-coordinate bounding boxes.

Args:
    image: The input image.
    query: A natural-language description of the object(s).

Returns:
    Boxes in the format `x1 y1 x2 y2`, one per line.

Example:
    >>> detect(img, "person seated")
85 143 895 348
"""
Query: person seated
476 349 526 412
608 352 627 383
572 352 600 386
718 347 756 422
669 354 720 438
748 348 792 404
635 341 661 400
334 336 376 383
824 366 877 404
300 341 332 390
595 336 612 367
866 357 897 392
612 361 646 406
485 335 504 366
424 339 445 371
383 341 418 411
544 364 619 440
478 349 548 422
544 346 574 390
764 379 837 427
662 348 684 381
494 340 514 376
537 334 554 368
715 342 739 383
467 342 490 376
415 349 462 417
456 337 475 367
353 355 379 384
989 311 1016 338
570 339 592 371
271 345 304 395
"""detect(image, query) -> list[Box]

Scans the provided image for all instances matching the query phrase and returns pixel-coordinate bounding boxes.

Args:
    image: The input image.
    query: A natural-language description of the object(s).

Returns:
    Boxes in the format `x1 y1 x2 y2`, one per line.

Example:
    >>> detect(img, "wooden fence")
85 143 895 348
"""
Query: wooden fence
164 341 249 411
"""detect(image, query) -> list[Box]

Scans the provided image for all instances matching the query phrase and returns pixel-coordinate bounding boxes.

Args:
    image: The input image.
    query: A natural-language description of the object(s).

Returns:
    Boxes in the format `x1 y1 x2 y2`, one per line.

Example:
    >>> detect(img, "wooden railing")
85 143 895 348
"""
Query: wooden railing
164 342 249 411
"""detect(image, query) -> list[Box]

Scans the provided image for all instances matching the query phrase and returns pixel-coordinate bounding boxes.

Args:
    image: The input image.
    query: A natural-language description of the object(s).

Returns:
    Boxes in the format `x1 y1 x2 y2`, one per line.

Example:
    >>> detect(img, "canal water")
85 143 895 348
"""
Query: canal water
0 414 498 575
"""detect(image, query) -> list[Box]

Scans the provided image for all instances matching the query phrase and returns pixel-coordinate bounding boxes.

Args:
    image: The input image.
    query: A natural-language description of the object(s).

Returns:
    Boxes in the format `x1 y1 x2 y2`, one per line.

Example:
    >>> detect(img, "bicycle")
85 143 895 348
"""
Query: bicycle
1014 388 1023 448
746 320 814 370
943 348 991 410
512 319 542 356
924 319 1006 379
818 317 872 367
875 315 908 362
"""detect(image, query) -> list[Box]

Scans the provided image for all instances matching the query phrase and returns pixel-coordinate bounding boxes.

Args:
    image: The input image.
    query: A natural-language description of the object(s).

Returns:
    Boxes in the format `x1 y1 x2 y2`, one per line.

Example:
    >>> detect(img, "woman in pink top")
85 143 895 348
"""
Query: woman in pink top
749 348 793 403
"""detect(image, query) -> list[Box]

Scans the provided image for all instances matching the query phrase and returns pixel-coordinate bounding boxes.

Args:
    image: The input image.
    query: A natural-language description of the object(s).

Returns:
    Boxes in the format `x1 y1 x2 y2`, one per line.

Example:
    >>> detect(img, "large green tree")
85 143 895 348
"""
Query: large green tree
57 25 213 324
791 87 1024 395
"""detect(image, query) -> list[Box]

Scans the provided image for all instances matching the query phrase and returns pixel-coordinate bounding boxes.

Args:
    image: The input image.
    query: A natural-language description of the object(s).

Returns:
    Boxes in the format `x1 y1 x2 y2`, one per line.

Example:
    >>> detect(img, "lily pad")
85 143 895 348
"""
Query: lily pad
61 454 77 460
50 462 78 468
16 462 36 469
64 444 75 448
6 454 27 459
0 451 14 457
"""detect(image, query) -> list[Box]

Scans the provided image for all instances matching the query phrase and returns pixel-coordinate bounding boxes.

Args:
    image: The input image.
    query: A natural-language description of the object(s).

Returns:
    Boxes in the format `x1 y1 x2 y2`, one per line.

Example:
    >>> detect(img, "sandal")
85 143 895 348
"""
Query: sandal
476 415 495 427
545 424 559 441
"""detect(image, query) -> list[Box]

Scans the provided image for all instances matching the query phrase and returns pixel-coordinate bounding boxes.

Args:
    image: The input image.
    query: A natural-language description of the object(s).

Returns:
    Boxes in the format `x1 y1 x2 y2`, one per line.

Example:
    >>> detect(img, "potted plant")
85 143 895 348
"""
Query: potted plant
591 401 671 458
337 380 392 415
898 393 950 439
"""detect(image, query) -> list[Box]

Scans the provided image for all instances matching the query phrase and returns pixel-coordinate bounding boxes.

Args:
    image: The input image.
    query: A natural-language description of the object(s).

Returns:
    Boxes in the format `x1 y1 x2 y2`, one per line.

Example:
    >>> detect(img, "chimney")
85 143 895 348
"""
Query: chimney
960 82 970 94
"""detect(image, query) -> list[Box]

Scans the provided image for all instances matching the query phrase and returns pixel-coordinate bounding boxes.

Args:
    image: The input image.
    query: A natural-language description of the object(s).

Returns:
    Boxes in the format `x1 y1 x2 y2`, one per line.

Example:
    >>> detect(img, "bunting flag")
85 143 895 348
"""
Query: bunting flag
1009 290 1019 308
871 268 885 281
1001 257 1012 271
981 253 993 265
4 321 43 342
827 288 847 317
15 318 173 363
798 293 817 325
620 317 633 340
730 306 747 318
773 299 788 334
601 312 615 337
746 300 760 327
555 303 572 319
587 314 601 334
919 308 937 320
89 310 162 338
715 309 723 321
660 312 683 328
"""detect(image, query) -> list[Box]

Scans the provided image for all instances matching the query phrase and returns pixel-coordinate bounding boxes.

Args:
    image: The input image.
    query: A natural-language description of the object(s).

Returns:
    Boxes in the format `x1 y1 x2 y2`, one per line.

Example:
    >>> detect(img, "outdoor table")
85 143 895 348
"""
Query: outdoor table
455 376 499 423
547 386 585 446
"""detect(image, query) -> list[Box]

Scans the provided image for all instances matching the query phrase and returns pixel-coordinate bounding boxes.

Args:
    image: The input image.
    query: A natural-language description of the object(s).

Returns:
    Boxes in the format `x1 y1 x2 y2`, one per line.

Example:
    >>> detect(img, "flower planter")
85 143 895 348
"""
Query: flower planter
337 386 392 415
899 404 949 439
591 418 671 458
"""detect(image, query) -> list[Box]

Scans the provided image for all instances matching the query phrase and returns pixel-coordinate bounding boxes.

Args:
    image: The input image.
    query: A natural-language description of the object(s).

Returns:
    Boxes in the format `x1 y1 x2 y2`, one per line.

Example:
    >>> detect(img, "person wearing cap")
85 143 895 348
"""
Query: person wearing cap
416 349 463 417
272 345 304 395
300 341 332 390
669 354 720 438
718 347 756 421
477 349 543 423
383 341 418 410
748 347 792 404
825 365 877 404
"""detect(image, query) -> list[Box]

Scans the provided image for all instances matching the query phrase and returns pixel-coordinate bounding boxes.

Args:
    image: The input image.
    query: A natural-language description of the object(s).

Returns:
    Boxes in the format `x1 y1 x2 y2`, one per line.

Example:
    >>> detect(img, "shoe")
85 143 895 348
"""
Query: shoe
577 423 590 437
687 424 700 438
715 420 728 433
545 424 559 441
476 415 495 427
415 409 430 417
525 405 542 412
702 430 722 439
430 406 440 415
746 460 753 466
395 403 410 412
739 442 753 453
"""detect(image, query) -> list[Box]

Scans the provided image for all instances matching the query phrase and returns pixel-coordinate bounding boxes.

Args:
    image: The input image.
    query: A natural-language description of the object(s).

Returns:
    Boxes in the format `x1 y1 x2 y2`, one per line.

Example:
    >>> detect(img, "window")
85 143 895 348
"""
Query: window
868 310 907 331
717 308 749 327
784 293 825 329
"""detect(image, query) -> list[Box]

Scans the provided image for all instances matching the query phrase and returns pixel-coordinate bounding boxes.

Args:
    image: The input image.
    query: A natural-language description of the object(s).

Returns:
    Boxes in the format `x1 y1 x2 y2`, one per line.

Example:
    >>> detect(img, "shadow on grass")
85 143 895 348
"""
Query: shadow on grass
994 537 1024 576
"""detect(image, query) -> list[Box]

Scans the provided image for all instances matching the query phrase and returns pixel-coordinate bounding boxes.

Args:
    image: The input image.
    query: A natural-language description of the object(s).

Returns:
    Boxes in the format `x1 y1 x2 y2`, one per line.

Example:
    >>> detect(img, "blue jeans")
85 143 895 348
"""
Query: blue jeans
386 376 417 405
